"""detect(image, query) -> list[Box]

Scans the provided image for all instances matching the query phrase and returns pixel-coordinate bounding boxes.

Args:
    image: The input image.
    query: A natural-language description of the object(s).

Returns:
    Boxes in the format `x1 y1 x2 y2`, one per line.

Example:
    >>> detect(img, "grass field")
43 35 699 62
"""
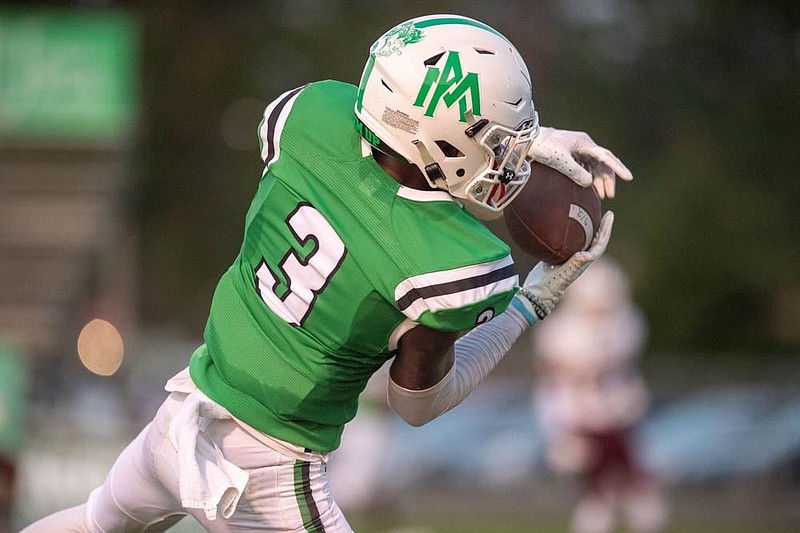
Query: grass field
342 479 800 533
346 512 800 533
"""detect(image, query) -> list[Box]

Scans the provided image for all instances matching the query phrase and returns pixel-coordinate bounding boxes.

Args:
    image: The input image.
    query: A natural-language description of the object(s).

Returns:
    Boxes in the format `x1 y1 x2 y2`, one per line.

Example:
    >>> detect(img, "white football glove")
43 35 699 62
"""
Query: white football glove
528 127 633 198
513 211 614 323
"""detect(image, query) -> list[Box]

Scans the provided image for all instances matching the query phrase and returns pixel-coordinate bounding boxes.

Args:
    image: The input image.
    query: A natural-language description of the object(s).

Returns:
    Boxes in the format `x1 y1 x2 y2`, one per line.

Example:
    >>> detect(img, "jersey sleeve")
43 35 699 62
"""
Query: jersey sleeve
388 191 519 332
394 253 519 331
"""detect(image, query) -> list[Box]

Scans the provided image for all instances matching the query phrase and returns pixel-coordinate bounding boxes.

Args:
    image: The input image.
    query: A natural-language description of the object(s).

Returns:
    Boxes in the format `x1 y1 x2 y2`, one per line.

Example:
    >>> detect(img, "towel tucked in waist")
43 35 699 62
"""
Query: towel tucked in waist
165 368 248 521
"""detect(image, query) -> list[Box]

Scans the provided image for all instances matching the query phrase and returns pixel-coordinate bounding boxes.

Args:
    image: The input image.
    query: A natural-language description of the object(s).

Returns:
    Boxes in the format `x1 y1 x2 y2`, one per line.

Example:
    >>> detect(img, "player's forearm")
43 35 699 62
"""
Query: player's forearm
388 305 530 426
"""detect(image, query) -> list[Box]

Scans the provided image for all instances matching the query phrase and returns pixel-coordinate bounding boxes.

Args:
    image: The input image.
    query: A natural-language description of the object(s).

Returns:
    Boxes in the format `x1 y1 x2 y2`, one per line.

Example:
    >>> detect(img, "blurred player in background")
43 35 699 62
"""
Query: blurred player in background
531 257 668 533
22 14 631 532
0 342 29 533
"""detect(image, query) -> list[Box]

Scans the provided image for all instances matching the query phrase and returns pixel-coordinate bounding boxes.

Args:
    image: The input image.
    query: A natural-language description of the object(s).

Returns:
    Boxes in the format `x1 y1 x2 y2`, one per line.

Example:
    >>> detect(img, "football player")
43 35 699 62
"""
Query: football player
22 14 631 533
531 258 668 533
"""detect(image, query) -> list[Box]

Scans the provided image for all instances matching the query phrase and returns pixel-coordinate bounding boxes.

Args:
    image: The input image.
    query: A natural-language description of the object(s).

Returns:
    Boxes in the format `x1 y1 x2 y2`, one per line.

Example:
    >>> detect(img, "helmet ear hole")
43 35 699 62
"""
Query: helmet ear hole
435 140 464 158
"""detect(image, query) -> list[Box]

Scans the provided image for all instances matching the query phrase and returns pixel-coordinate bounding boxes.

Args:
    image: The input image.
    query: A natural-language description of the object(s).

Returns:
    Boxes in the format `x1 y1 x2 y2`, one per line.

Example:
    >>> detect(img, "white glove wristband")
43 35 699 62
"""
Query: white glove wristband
510 290 547 324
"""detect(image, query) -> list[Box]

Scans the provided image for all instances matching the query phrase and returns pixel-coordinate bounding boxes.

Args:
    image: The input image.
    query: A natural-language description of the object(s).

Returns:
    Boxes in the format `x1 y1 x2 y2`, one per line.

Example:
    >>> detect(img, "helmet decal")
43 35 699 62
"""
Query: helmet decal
370 21 424 57
413 51 481 122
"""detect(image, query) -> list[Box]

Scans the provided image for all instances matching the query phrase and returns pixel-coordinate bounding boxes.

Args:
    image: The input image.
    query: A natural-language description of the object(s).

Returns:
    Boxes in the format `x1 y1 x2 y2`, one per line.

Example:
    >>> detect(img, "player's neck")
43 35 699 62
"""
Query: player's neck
373 149 434 191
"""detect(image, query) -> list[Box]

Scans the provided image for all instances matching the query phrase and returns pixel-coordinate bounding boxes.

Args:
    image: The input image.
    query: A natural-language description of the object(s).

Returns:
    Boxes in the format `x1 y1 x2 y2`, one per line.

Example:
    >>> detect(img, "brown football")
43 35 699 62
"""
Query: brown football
504 161 601 264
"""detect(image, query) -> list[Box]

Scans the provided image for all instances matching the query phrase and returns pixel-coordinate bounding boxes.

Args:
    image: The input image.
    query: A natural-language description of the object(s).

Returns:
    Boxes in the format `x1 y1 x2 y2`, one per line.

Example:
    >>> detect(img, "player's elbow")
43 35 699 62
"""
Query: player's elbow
387 372 450 427
391 406 436 427
386 387 439 427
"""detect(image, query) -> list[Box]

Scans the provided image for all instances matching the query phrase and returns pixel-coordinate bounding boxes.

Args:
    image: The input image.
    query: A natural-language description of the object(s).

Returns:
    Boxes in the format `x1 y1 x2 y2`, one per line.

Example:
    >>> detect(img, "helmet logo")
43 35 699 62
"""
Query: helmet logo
413 51 481 123
371 22 424 57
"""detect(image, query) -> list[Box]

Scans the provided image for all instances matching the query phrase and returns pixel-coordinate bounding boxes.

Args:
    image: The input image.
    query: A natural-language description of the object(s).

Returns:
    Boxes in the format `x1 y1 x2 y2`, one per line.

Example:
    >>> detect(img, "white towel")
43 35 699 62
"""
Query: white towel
165 369 249 521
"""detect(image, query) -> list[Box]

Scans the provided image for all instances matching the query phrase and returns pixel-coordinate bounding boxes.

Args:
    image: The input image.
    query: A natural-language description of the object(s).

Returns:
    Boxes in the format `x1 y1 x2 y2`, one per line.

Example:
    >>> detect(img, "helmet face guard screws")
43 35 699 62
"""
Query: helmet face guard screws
355 14 539 214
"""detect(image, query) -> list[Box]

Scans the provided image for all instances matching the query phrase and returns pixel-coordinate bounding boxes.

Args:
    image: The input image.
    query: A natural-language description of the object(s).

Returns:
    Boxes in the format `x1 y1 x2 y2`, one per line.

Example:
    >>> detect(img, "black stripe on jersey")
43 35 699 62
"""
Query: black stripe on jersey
264 85 305 166
396 263 518 312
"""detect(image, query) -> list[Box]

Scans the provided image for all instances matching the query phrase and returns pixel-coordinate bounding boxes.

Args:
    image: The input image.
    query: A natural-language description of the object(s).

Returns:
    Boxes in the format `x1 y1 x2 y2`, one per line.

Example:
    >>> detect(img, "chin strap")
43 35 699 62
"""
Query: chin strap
412 139 448 190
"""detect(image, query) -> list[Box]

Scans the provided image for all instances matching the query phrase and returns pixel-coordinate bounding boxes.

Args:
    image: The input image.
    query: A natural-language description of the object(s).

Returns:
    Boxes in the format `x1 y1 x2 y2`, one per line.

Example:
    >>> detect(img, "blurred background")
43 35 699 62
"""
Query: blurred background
0 1 798 532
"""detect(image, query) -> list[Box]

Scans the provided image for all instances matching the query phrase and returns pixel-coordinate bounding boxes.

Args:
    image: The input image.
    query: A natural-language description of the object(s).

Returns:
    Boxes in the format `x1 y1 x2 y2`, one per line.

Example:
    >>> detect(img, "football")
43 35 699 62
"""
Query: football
504 161 601 264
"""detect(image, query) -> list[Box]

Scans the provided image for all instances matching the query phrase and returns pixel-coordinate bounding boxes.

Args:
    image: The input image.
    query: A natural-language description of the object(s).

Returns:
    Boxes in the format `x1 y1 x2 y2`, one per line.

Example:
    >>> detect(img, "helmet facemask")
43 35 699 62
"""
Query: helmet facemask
455 113 539 213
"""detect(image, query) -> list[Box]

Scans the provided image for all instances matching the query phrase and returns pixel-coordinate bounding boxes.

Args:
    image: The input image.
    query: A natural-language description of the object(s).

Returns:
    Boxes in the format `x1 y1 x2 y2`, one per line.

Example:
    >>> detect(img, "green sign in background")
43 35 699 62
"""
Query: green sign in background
0 10 138 142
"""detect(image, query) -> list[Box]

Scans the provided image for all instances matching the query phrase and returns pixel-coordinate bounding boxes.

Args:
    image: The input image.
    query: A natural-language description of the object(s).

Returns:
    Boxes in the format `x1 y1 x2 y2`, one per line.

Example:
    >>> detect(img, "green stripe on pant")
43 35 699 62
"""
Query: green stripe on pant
293 459 326 532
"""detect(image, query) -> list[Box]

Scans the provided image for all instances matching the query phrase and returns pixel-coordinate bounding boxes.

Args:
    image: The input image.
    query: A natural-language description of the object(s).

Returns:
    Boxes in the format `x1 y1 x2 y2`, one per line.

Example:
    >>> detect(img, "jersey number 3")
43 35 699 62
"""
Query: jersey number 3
254 203 347 326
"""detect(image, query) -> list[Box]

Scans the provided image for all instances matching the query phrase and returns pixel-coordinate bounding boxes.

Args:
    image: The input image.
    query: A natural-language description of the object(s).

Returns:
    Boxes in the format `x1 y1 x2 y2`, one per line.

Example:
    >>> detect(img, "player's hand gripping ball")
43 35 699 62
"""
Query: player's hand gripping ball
504 161 602 264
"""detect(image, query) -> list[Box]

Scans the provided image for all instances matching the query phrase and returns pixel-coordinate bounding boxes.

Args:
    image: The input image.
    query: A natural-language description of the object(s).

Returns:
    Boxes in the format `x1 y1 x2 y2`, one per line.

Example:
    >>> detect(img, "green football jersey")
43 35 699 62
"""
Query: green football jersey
190 80 519 452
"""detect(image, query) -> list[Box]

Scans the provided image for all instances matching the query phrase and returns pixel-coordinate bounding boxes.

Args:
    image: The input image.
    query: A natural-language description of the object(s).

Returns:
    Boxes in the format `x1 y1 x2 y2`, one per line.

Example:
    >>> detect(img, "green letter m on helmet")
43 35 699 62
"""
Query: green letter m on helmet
413 51 481 122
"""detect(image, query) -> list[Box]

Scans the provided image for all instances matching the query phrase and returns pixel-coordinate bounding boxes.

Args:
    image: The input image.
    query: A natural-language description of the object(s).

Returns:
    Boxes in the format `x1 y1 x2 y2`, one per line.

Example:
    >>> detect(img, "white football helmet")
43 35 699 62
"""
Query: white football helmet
354 14 539 213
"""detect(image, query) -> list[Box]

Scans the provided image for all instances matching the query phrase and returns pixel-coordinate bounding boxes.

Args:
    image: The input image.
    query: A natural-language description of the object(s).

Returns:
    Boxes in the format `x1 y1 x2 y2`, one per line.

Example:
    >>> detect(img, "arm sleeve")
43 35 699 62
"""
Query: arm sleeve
387 304 531 426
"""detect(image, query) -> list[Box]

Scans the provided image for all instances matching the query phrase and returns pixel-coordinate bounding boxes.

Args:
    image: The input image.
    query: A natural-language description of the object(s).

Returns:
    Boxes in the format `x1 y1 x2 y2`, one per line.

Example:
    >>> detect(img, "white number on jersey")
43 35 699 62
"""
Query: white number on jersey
255 203 347 326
